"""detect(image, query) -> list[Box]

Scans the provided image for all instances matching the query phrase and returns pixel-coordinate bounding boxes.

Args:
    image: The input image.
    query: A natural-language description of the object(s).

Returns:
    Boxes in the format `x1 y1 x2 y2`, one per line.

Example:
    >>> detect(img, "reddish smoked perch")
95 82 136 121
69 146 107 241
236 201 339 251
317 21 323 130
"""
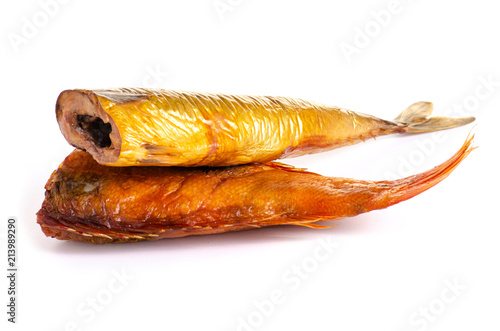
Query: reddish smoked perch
37 136 475 244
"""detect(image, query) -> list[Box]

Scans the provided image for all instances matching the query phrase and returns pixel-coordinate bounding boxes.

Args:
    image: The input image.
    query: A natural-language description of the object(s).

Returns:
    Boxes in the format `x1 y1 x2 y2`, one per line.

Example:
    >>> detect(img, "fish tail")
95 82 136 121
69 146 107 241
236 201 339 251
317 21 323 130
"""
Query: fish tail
372 134 475 210
393 101 475 133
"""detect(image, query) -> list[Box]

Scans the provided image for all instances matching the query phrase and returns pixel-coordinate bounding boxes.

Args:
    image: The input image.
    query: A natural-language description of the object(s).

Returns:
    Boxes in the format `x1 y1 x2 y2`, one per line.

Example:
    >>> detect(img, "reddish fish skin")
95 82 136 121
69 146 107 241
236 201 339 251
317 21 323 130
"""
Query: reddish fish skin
37 137 474 244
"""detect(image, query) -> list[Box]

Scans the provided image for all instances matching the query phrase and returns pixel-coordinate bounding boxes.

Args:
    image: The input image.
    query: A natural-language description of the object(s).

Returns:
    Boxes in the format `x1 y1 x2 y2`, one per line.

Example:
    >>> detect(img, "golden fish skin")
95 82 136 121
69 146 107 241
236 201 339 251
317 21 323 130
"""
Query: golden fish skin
56 88 474 167
36 136 474 244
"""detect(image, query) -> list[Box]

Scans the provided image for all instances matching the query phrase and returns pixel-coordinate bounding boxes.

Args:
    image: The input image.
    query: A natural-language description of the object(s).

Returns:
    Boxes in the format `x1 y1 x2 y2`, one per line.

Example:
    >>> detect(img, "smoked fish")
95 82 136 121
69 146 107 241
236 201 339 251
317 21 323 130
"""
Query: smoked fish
56 88 474 167
36 136 474 244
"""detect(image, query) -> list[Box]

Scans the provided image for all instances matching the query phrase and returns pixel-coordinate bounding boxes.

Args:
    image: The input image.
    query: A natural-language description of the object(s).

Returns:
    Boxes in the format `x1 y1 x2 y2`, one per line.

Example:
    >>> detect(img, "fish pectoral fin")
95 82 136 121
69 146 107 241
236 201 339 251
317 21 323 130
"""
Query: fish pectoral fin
287 216 340 229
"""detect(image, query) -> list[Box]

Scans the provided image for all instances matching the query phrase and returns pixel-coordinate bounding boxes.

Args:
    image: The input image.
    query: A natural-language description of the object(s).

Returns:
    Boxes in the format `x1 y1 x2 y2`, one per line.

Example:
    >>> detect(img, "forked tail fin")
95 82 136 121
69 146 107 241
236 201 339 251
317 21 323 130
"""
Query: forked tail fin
394 101 475 133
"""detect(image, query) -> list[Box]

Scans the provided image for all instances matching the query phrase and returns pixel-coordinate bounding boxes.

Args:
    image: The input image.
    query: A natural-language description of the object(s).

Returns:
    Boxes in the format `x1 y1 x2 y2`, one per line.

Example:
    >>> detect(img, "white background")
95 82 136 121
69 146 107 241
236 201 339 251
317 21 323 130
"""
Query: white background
2 0 499 330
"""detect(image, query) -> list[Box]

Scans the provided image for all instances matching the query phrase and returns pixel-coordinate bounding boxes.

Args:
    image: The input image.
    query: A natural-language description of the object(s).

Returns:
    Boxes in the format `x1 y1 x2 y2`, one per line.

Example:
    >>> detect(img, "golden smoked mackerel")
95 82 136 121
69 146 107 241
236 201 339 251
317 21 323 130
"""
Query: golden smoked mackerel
56 88 474 167
36 136 474 243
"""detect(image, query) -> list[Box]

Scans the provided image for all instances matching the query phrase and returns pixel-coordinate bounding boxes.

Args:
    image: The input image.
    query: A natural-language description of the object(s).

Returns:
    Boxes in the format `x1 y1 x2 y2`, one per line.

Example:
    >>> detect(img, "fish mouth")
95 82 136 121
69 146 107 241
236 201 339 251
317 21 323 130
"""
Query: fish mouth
56 89 122 164
36 211 160 244
37 212 121 244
